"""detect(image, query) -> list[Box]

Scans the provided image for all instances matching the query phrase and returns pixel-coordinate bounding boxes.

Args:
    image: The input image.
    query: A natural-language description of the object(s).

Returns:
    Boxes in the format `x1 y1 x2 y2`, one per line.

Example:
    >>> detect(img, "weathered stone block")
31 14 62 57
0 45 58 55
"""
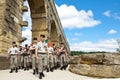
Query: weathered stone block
103 53 120 65
20 21 28 26
22 6 28 12
0 55 10 70
69 53 120 78
80 53 104 64
69 56 80 64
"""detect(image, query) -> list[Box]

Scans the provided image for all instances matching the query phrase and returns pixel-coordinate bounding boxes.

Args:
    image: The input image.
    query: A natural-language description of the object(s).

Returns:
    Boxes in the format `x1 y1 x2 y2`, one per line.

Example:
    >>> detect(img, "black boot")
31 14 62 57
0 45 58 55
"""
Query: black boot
64 64 68 70
33 69 35 75
39 73 42 79
46 68 49 72
63 66 66 70
15 68 18 73
54 66 57 70
9 69 13 73
60 66 63 70
36 68 38 74
50 68 53 72
41 72 45 77
18 66 20 69
27 66 29 70
24 67 26 71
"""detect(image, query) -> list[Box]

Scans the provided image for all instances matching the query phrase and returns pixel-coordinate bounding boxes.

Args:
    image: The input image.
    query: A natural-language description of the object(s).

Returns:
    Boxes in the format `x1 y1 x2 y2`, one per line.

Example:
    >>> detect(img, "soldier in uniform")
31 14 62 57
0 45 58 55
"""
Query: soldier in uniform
52 44 57 70
18 45 22 69
29 37 38 75
35 35 49 79
56 46 61 69
48 42 54 72
23 44 30 71
59 43 68 70
8 42 19 73
20 46 25 69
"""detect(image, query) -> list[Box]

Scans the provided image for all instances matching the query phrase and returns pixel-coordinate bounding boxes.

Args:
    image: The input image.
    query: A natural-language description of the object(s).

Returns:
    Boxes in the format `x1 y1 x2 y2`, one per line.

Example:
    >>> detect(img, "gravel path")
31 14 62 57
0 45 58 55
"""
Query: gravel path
0 69 120 80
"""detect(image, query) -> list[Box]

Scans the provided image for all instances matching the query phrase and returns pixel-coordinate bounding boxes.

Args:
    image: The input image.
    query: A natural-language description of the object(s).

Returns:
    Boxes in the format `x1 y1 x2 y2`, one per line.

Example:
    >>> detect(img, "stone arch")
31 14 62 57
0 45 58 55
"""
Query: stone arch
28 0 48 40
49 20 59 45
28 0 46 13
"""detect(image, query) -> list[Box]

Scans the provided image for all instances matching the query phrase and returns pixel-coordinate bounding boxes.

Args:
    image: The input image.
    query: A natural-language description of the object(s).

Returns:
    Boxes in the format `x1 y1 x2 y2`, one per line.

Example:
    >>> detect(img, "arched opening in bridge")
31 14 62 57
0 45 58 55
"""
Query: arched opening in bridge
50 21 59 45
27 0 48 42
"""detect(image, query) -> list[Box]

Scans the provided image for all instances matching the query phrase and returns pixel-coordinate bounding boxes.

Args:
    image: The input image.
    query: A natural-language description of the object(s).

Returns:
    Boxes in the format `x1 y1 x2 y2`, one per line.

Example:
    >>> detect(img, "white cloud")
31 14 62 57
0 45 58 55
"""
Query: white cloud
74 32 83 36
103 10 111 17
114 14 120 20
108 29 117 34
22 28 31 46
103 10 120 20
56 4 101 29
72 38 78 41
70 39 119 52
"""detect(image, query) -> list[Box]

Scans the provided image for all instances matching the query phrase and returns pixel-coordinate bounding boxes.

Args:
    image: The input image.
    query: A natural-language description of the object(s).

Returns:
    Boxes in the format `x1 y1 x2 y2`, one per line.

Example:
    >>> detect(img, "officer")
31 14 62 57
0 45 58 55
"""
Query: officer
35 35 49 79
8 42 19 73
29 37 38 75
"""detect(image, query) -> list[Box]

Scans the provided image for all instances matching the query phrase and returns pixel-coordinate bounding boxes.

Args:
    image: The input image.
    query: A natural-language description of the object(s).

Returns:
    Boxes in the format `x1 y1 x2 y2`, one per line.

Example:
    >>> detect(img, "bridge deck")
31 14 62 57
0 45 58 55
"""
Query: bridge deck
0 68 119 80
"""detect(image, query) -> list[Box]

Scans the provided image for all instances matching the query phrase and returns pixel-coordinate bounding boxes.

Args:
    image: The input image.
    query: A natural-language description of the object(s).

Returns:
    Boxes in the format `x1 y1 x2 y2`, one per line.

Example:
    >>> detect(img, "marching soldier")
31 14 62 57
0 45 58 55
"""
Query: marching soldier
52 44 57 70
29 37 38 75
59 43 68 70
20 46 24 69
48 42 54 72
23 44 30 71
35 35 49 79
18 45 22 69
8 42 19 73
28 46 32 69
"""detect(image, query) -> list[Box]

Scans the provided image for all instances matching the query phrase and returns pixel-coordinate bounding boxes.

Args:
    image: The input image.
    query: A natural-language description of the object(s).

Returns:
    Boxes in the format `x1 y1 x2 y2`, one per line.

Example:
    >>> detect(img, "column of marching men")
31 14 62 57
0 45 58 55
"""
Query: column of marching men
7 34 70 79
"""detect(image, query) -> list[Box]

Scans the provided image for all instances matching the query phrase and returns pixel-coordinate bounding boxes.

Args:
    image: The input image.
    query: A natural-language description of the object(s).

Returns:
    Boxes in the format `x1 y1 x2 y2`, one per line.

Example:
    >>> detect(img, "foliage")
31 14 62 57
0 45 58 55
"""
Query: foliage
70 51 106 56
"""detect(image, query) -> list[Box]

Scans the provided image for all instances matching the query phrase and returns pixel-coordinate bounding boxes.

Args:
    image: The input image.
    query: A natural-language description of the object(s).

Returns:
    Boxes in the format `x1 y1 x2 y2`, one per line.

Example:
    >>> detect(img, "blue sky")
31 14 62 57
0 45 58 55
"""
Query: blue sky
22 0 120 52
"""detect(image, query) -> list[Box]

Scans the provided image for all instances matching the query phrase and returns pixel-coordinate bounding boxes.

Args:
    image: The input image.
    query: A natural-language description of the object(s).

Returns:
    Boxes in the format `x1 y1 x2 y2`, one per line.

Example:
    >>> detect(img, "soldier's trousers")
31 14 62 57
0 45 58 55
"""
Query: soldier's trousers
24 56 29 67
38 53 48 73
49 54 54 68
60 54 66 67
20 55 24 67
18 59 21 67
32 54 36 70
53 55 57 67
10 54 18 69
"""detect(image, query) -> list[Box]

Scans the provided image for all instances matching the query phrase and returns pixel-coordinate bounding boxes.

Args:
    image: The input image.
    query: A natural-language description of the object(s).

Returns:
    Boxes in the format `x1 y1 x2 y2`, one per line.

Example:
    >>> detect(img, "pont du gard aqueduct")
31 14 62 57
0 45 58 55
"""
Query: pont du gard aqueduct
0 0 70 69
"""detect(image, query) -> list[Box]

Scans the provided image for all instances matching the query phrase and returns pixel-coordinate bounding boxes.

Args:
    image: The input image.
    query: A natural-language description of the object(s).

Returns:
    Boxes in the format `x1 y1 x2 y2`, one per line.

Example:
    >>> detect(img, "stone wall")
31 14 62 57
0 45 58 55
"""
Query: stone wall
0 0 24 54
0 0 28 70
69 53 120 78
0 0 28 54
0 55 10 70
